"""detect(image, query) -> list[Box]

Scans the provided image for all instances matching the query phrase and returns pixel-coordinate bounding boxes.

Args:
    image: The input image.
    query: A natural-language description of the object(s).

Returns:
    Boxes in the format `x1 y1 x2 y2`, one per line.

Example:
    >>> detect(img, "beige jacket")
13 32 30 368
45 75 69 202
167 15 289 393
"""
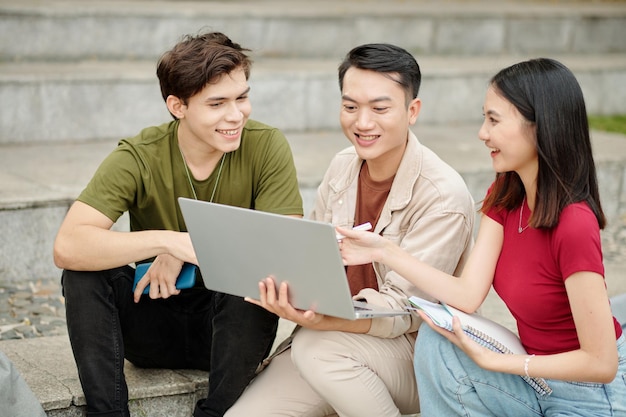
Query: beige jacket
311 131 475 338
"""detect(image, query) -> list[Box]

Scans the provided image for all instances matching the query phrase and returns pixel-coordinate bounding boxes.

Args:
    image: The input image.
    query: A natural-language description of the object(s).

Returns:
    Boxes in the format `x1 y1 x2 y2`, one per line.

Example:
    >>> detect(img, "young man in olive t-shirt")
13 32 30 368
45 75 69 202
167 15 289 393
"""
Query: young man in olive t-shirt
53 32 303 417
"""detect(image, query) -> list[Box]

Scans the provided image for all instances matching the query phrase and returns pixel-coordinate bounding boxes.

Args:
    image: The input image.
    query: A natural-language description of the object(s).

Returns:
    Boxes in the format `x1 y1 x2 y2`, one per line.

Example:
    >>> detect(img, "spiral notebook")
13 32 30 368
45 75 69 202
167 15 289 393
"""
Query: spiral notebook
409 295 552 396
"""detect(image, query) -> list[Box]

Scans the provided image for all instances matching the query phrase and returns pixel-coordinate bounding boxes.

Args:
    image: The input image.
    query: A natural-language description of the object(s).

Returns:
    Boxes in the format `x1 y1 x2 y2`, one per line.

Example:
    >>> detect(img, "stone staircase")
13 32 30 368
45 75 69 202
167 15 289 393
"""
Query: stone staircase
1 1 626 415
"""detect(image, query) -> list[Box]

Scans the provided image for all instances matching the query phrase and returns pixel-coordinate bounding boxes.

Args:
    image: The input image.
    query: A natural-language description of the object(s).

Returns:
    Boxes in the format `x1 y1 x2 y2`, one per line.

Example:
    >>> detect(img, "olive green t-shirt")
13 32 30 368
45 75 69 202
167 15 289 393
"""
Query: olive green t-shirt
78 119 303 232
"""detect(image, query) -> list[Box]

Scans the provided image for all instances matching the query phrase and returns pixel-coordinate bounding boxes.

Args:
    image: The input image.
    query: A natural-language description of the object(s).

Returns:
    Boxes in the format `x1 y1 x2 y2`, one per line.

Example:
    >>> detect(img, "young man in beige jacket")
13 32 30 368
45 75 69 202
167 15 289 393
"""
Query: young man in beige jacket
227 43 475 417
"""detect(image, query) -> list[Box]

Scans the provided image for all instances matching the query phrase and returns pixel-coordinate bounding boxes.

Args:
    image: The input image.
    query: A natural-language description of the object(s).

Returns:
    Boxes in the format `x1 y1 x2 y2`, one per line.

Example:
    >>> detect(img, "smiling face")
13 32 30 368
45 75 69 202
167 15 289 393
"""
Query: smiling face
479 86 538 182
339 67 421 180
171 66 252 154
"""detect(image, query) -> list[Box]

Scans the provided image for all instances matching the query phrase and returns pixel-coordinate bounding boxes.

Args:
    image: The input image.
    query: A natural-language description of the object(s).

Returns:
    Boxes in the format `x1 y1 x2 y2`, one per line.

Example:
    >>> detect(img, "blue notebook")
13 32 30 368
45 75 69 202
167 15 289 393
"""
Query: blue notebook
133 262 197 294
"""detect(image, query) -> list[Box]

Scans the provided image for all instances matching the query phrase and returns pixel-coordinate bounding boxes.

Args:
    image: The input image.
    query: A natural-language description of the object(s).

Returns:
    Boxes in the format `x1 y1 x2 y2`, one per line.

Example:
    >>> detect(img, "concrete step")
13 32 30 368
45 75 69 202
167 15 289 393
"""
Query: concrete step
2 53 626 143
1 0 625 144
0 322 297 417
2 125 626 284
2 335 209 417
2 0 625 63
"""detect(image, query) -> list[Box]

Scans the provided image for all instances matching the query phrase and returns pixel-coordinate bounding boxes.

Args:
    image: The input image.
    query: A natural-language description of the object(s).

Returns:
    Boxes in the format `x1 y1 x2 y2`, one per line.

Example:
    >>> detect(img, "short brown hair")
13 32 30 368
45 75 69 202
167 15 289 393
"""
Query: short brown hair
156 32 251 109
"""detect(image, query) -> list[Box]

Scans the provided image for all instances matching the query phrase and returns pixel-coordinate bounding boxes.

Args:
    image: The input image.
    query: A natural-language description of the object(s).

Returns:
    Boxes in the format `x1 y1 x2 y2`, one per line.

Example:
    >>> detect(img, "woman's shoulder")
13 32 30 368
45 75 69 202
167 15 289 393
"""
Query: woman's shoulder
554 202 600 238
559 202 597 224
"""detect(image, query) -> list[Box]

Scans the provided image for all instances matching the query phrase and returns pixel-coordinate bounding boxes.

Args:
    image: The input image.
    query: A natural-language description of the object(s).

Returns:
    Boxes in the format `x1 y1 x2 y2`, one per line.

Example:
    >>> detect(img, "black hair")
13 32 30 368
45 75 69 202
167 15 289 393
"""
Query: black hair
338 43 421 104
482 58 605 229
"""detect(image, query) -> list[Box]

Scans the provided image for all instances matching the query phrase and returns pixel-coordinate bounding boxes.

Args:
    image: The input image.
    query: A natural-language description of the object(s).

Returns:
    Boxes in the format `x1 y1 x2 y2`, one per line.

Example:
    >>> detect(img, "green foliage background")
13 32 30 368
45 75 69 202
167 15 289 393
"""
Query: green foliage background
589 115 626 135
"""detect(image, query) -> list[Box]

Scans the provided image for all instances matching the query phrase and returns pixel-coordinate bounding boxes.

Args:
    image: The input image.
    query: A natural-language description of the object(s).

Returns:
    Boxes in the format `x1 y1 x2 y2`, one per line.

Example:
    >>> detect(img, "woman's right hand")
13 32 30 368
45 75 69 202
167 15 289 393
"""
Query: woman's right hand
336 227 387 266
417 310 496 371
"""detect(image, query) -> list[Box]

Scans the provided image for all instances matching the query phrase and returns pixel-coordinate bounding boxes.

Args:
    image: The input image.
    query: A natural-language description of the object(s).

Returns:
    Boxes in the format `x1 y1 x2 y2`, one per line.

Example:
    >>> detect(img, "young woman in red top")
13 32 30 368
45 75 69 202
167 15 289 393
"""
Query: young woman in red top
337 58 626 416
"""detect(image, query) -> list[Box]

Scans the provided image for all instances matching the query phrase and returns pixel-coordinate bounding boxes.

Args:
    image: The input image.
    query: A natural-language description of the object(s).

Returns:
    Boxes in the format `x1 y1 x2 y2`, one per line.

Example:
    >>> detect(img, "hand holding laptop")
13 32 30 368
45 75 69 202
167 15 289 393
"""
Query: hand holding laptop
245 221 373 323
245 276 325 327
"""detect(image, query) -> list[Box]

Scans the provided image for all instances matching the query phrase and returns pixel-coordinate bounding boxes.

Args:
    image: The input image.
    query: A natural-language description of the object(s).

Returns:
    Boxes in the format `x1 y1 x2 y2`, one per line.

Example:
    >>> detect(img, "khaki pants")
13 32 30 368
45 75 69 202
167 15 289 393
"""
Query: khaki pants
226 328 420 417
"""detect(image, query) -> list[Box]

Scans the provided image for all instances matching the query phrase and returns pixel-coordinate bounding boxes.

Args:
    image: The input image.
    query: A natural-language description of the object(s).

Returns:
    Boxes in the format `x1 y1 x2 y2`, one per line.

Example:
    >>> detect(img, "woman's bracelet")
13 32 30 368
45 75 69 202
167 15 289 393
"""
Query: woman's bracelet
524 354 535 378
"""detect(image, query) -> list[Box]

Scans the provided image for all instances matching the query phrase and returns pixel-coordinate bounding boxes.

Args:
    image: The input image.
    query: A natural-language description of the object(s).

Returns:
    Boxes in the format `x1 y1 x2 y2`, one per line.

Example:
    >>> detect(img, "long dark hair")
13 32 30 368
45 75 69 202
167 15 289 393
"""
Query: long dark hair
481 58 605 229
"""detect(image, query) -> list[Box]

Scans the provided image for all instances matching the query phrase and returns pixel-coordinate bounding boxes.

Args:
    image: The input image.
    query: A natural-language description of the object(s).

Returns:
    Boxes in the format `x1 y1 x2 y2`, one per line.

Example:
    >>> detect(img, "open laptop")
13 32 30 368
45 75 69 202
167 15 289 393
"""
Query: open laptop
178 197 409 320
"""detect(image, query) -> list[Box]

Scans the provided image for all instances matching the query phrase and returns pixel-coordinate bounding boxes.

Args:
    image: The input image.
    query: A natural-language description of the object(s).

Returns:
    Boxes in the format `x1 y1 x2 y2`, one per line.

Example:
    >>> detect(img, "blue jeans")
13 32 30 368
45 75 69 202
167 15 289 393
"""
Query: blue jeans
62 266 278 417
414 323 626 417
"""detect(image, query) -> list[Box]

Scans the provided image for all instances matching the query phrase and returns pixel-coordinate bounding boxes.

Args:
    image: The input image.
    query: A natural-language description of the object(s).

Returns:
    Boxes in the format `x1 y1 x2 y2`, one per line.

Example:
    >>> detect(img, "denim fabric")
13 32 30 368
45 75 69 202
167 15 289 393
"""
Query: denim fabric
414 323 626 417
62 266 278 417
538 334 626 417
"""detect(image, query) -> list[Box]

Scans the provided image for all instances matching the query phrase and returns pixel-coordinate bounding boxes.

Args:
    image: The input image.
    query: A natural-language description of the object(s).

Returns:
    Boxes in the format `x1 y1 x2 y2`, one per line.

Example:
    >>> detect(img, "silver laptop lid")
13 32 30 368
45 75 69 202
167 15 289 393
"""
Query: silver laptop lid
179 198 360 320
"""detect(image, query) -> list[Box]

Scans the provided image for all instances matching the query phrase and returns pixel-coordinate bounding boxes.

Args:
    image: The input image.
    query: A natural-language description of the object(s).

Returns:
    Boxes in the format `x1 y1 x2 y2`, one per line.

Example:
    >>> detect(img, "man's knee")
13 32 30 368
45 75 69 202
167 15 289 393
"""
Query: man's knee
290 329 353 383
62 267 132 297
291 328 320 368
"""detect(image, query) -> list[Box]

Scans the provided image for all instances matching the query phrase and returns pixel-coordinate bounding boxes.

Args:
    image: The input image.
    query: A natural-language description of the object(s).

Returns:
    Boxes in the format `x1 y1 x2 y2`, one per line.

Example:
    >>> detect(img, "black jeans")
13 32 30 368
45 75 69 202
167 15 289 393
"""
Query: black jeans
62 266 278 417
